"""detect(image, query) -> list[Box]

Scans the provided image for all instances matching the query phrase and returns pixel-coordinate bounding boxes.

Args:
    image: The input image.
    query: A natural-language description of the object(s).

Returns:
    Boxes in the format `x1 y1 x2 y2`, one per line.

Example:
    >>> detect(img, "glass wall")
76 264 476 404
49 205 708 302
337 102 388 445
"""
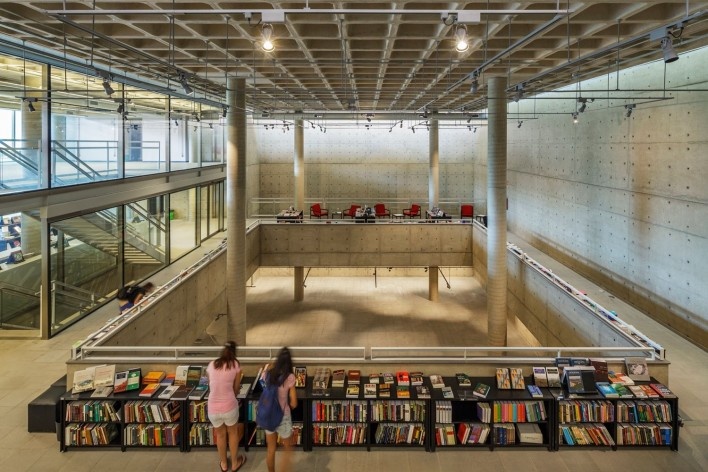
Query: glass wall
169 188 198 262
124 90 170 177
125 196 168 281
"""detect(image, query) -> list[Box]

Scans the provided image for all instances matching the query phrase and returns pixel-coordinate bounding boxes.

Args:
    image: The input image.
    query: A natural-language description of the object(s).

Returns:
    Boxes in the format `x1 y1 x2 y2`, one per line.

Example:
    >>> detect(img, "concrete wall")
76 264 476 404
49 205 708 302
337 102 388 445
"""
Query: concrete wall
259 222 473 268
255 126 476 205
475 47 708 350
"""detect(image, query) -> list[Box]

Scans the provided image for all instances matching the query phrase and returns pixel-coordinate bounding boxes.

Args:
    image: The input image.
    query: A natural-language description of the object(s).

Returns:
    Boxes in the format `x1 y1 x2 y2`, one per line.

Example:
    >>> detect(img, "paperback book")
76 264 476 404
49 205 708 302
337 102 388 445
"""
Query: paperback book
72 367 96 394
410 372 424 386
90 386 114 398
93 365 116 388
347 369 361 385
396 385 410 398
113 370 129 394
415 385 431 399
331 369 345 388
545 367 561 388
378 384 391 398
532 367 548 387
627 385 648 398
174 365 190 386
442 386 455 399
595 382 619 398
346 385 360 398
139 383 161 397
396 371 410 386
650 383 677 398
364 383 377 398
188 384 209 400
126 368 142 392
608 371 635 385
495 368 511 389
527 385 543 398
473 382 491 399
294 366 307 388
368 373 380 384
186 366 203 388
455 373 472 387
625 357 651 382
142 371 166 384
509 368 525 390
429 374 445 389
159 385 180 399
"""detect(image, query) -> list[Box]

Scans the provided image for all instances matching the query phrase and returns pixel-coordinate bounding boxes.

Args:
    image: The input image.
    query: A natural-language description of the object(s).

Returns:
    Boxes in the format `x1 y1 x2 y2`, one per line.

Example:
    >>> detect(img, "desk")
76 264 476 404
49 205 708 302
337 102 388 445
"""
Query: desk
276 210 304 222
426 211 451 220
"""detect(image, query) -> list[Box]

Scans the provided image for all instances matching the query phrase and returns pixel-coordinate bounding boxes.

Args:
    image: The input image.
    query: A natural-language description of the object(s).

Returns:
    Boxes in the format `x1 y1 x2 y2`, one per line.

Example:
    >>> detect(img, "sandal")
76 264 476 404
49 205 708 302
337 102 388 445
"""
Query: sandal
231 455 247 472
219 461 228 472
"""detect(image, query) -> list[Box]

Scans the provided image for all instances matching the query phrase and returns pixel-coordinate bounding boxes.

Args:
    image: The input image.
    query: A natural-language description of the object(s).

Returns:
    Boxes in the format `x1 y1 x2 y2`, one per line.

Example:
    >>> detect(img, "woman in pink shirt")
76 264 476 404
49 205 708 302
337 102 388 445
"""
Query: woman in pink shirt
265 347 297 472
207 341 246 472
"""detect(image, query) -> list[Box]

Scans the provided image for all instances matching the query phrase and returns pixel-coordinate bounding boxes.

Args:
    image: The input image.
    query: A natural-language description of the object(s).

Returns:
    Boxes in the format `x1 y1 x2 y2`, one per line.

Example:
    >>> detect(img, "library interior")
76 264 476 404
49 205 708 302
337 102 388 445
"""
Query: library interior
0 2 706 471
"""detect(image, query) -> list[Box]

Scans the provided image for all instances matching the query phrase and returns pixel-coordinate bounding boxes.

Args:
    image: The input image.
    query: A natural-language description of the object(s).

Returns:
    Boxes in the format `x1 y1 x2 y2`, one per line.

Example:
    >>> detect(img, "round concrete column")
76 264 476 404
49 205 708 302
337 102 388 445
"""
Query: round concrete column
428 116 439 210
293 117 305 301
486 76 508 347
428 266 439 301
226 78 247 345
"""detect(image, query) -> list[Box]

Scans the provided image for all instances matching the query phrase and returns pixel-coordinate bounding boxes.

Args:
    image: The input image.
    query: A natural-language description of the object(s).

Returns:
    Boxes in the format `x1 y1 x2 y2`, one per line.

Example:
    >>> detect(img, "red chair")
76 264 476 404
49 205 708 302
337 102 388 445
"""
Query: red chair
403 204 421 218
460 204 474 219
374 203 390 218
309 203 329 219
343 204 361 218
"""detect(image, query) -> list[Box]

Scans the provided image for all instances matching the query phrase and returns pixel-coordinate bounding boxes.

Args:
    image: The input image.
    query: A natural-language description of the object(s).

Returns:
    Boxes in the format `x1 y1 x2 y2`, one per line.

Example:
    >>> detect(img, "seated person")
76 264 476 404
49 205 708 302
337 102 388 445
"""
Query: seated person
117 282 155 313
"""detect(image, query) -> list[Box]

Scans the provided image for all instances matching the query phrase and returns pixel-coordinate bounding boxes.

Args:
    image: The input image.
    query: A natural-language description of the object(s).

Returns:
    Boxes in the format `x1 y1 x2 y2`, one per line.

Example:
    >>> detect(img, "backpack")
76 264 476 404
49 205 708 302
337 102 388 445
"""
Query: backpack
256 373 284 431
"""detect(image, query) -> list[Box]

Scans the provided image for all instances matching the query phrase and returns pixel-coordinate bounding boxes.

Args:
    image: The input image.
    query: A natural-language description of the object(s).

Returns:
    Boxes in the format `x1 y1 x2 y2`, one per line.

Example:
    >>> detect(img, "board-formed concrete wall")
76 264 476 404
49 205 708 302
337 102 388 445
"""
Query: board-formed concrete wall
255 126 476 204
475 47 708 350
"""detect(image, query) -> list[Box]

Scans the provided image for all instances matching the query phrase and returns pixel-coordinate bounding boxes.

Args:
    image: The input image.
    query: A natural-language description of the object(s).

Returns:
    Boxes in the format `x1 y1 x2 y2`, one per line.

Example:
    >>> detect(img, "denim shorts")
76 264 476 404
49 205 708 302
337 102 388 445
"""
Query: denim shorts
265 413 292 438
208 406 239 427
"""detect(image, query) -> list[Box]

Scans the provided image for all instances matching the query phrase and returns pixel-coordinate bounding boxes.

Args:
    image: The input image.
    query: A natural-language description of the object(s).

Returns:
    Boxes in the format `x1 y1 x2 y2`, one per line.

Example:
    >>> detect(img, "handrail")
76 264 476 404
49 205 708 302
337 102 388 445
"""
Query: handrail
72 344 658 364
51 141 101 181
0 139 39 174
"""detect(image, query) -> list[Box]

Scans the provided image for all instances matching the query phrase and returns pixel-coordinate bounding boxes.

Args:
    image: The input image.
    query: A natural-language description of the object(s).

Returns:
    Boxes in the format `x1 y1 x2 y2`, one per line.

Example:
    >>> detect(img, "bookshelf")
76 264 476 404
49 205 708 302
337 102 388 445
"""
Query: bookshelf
62 398 122 450
244 383 306 451
557 397 616 449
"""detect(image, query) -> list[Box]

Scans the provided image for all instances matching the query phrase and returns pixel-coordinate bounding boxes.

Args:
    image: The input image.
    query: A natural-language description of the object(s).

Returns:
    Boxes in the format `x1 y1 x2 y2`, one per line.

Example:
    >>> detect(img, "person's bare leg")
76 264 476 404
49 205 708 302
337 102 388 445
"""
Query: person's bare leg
280 435 293 472
265 432 278 472
227 423 242 471
214 425 228 471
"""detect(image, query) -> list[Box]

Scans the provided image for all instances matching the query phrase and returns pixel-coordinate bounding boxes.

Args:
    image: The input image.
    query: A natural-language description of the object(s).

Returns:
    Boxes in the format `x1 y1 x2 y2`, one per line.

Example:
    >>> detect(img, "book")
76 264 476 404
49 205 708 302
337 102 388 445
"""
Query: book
294 366 307 388
186 366 203 388
347 370 361 385
570 357 590 366
639 384 660 398
345 385 359 398
188 384 209 400
90 386 113 398
415 385 431 399
174 365 190 386
589 359 609 382
442 386 455 399
473 382 491 398
611 383 634 398
312 367 331 390
555 357 571 376
509 368 525 389
527 385 543 398
161 373 176 386
650 383 677 398
159 385 180 399
396 385 410 398
170 385 193 400
93 365 116 388
72 367 96 394
565 370 585 394
625 357 651 382
382 372 395 385
627 385 648 398
113 370 129 393
378 384 391 398
545 367 561 388
607 371 635 385
368 373 380 384
396 371 410 386
516 423 543 444
410 372 424 386
455 373 472 387
429 374 445 389
237 383 252 399
139 383 161 397
595 382 619 398
364 383 377 398
126 368 142 392
331 369 345 388
532 367 548 387
495 368 511 389
142 371 166 384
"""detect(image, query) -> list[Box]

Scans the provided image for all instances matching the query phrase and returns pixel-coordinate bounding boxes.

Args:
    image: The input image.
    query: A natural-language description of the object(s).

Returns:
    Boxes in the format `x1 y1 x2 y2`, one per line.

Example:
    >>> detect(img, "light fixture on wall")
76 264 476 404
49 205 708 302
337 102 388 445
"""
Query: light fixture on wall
578 97 587 113
24 97 37 112
660 36 679 63
517 120 523 128
262 24 275 52
625 104 635 117
454 24 469 52
572 112 578 124
179 74 194 95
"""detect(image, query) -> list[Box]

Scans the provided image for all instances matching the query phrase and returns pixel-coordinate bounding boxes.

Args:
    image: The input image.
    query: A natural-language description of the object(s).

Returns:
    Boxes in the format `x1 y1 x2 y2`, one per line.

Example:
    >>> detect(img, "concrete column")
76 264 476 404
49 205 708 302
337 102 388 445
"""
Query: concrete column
294 266 304 302
486 76 508 347
226 78 247 345
294 117 304 210
428 116 439 210
293 118 305 301
428 266 439 301
39 212 50 339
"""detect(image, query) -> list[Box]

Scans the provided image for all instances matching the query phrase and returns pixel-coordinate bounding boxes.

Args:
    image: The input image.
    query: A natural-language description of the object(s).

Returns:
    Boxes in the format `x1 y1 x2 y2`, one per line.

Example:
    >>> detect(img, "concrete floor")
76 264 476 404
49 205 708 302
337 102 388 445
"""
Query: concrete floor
0 232 706 471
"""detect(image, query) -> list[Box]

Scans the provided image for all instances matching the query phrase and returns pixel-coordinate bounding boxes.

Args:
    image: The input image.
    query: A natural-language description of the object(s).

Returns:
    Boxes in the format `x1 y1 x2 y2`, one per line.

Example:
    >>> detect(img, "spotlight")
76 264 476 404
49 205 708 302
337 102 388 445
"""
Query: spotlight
400 121 403 128
467 125 471 131
311 122 315 129
193 113 200 122
264 124 268 129
578 98 587 113
389 128 392 133
27 99 35 112
470 76 479 94
454 25 469 52
466 116 472 123
209 123 213 129
513 84 524 102
262 24 275 52
473 127 477 133
179 75 194 95
572 112 579 124
116 103 124 114
660 36 679 63
174 119 179 126
102 79 115 96
517 120 523 128
625 104 635 118
222 107 227 118
412 126 415 133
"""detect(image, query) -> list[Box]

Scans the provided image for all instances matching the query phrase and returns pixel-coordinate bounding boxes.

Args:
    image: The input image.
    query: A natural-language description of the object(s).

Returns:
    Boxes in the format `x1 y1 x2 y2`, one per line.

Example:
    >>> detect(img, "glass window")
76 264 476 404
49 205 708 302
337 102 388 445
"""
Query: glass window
170 98 200 170
169 188 198 262
0 210 41 330
124 90 169 177
125 197 167 281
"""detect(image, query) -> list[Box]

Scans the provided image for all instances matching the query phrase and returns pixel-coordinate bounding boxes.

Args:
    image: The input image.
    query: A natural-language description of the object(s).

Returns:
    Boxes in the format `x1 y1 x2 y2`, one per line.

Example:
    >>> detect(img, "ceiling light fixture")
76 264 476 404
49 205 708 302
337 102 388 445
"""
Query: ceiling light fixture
412 126 415 133
222 107 227 118
517 120 523 128
578 97 587 113
513 84 524 102
473 127 477 133
179 74 194 95
625 104 635 117
102 79 115 96
470 75 479 94
262 24 275 52
660 36 679 63
116 102 124 114
455 24 469 52
25 97 37 112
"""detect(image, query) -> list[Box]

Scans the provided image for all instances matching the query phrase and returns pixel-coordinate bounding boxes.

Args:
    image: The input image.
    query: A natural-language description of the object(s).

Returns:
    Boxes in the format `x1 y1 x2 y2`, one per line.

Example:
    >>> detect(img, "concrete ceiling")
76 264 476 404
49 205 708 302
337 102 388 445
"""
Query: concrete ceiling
0 1 707 115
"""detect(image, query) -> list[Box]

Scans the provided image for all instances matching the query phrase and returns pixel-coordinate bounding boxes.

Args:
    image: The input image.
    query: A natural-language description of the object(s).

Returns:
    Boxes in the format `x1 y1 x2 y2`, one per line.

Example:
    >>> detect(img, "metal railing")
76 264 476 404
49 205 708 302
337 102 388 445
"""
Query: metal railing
51 280 97 322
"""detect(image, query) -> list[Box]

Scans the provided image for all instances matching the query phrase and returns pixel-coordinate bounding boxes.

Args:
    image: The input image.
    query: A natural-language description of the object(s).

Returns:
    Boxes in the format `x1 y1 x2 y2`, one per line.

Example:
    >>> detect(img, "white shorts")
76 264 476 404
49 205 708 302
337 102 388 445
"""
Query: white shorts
265 413 292 438
208 406 239 427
